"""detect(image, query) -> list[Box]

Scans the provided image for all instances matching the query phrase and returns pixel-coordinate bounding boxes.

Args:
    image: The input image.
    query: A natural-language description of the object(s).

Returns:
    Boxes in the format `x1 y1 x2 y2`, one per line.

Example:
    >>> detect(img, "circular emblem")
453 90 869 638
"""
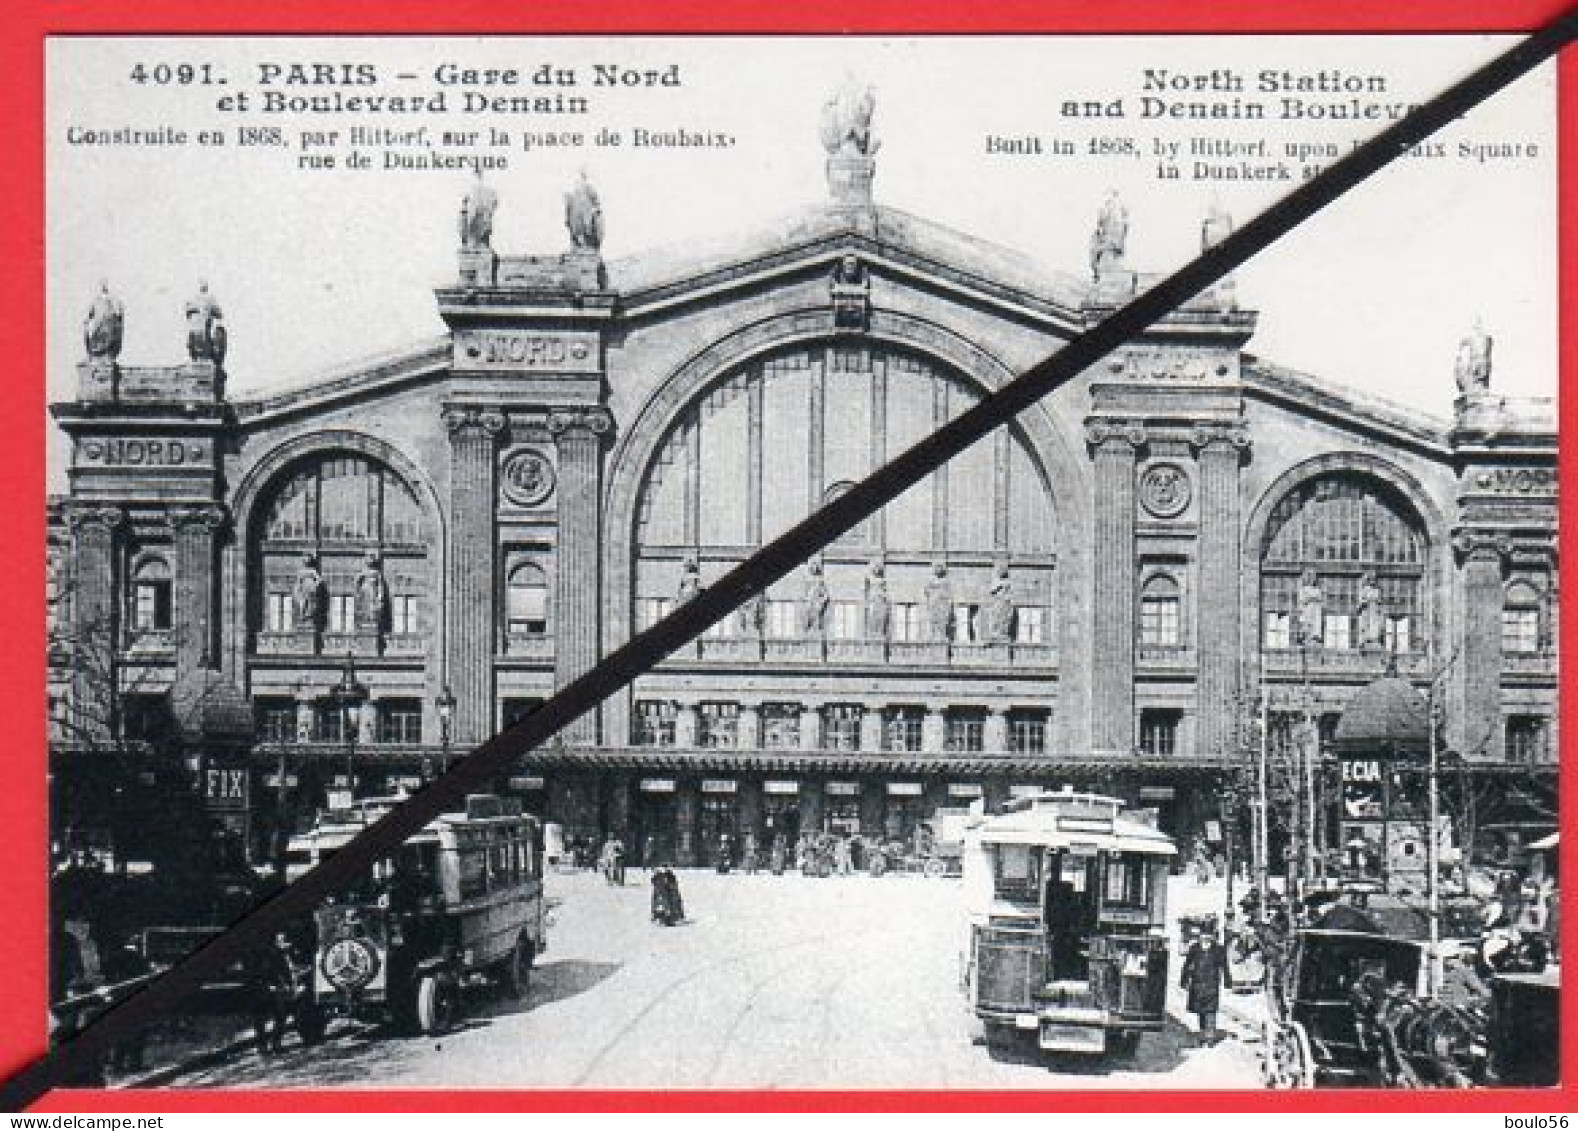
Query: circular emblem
1140 463 1191 518
501 449 556 507
320 936 381 992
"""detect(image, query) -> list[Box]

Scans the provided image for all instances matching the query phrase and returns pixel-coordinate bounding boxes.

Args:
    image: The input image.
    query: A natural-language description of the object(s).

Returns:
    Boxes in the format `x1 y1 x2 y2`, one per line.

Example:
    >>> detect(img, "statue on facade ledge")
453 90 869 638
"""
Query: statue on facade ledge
1090 190 1129 280
83 280 124 362
293 553 324 629
459 169 499 251
819 75 879 158
1296 568 1325 648
676 554 701 606
984 560 1016 644
863 558 890 639
355 552 389 631
924 561 954 643
565 169 604 252
185 280 227 365
1455 319 1493 396
801 555 829 636
1357 570 1385 650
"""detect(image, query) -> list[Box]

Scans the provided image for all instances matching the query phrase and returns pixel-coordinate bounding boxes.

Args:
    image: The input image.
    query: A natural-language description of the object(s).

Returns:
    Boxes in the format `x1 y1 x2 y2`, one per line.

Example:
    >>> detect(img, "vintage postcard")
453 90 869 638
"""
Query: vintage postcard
40 31 1559 1096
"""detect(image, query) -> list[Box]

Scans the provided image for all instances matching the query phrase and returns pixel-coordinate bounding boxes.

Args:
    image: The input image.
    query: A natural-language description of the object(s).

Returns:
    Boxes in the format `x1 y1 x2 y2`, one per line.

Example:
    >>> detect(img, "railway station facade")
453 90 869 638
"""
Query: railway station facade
49 114 1558 869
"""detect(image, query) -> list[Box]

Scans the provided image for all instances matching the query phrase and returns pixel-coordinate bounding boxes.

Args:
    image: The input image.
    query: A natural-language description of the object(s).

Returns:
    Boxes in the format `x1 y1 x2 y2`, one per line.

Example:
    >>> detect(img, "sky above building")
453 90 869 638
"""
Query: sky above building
46 35 1557 487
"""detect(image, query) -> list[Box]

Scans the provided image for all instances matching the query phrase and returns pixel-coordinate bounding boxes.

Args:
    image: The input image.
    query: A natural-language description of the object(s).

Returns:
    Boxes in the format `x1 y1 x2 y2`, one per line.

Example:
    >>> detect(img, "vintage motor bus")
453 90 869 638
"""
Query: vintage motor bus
962 789 1176 1058
294 793 546 1036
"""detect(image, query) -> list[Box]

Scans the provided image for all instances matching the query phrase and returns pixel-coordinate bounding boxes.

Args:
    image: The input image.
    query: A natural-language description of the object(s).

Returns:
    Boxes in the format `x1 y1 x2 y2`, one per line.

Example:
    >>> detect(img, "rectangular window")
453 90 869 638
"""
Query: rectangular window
885 707 924 752
1502 608 1540 654
823 704 863 751
265 591 294 633
1385 614 1412 654
698 701 739 749
1323 613 1352 651
329 593 356 634
760 702 802 749
390 594 419 636
254 698 297 743
314 702 346 744
946 708 986 753
1263 611 1292 650
1140 596 1181 646
764 600 799 639
1139 709 1181 757
952 604 980 644
1505 715 1548 763
1014 607 1046 645
378 699 423 744
501 698 543 729
633 700 676 747
828 602 862 641
639 597 673 631
134 580 172 631
891 603 925 643
1008 710 1049 755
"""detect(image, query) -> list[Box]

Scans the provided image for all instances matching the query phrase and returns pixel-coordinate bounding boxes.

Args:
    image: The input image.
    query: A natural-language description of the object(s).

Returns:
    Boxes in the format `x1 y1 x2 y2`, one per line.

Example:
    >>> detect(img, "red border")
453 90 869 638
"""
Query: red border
2 0 1573 1113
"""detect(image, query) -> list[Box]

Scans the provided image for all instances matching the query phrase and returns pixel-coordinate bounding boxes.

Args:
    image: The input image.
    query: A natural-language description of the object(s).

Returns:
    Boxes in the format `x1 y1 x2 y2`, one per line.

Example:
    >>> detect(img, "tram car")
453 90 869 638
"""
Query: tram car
295 793 546 1036
962 789 1175 1059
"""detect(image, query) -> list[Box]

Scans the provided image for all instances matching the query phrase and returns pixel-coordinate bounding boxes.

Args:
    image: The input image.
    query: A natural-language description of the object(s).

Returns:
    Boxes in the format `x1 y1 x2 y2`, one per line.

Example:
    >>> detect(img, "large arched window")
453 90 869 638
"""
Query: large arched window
1139 573 1181 647
130 556 172 634
1259 474 1427 653
506 562 549 637
1502 580 1543 655
251 451 430 651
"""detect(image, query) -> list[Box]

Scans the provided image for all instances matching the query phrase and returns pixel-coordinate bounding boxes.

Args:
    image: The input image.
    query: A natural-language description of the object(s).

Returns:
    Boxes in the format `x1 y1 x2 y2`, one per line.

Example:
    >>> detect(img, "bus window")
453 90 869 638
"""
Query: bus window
994 844 1041 900
458 845 487 900
1103 855 1150 908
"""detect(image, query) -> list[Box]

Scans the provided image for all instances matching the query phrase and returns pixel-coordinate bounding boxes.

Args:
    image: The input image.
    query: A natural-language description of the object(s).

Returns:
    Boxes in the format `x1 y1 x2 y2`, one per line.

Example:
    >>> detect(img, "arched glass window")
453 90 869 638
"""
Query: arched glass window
507 562 549 637
1502 581 1542 655
131 557 172 632
1139 574 1181 647
1260 474 1427 652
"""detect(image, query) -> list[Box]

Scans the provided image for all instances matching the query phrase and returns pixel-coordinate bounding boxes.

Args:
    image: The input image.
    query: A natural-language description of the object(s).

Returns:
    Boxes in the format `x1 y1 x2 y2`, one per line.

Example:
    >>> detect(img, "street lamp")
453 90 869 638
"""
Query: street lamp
329 652 368 800
435 684 456 774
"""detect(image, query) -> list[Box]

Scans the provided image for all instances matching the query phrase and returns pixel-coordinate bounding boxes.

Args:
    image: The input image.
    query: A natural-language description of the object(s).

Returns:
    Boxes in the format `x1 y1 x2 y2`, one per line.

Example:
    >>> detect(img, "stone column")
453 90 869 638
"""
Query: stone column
799 704 823 751
983 707 1009 754
68 506 124 742
549 407 614 743
921 705 947 753
1192 424 1250 762
858 705 885 752
676 780 700 866
1087 419 1145 751
1455 530 1508 758
674 702 700 748
737 703 761 750
443 407 506 745
170 504 226 676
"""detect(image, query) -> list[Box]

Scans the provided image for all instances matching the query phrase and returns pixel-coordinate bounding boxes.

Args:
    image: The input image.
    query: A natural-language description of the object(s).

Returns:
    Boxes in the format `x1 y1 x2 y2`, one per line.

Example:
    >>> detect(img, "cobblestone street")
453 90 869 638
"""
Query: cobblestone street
174 870 1263 1091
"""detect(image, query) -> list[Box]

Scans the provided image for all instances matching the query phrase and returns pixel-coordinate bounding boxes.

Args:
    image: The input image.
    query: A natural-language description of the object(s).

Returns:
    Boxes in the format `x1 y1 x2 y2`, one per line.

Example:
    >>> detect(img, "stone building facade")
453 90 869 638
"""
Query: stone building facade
49 107 1558 869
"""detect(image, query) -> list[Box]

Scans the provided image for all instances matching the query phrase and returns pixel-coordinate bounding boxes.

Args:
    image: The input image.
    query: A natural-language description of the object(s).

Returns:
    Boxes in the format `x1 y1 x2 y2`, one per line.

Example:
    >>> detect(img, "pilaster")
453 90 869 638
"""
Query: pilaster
1191 423 1250 761
1454 529 1511 759
443 406 507 745
549 406 614 744
1086 418 1146 751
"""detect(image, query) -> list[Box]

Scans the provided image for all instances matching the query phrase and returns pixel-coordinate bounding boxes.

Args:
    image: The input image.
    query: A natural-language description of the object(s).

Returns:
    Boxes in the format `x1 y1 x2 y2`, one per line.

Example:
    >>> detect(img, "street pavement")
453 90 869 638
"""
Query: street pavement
173 869 1264 1091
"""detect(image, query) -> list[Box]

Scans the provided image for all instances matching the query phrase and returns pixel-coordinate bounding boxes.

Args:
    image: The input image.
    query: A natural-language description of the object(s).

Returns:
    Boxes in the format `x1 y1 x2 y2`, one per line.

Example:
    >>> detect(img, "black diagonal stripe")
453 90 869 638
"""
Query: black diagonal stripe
10 13 1575 1109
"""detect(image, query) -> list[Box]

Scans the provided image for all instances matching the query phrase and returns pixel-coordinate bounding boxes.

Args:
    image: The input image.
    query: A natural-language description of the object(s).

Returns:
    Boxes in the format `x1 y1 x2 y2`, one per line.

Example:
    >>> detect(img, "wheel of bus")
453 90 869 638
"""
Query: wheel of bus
923 858 946 879
416 973 456 1037
295 1001 327 1046
1107 1029 1141 1059
505 934 536 1000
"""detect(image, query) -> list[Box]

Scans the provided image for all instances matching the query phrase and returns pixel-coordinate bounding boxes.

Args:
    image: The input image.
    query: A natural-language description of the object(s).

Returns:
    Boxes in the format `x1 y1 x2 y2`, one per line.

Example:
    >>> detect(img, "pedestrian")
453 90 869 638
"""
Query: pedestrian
742 831 759 875
101 933 150 1074
716 831 734 874
247 932 296 1057
643 833 658 870
835 836 853 877
611 837 627 885
769 834 786 876
1180 919 1229 1045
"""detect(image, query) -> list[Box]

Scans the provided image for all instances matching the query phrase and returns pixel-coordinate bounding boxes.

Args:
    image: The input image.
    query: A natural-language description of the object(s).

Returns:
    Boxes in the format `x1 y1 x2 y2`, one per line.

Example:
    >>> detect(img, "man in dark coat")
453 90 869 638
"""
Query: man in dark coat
1180 922 1229 1044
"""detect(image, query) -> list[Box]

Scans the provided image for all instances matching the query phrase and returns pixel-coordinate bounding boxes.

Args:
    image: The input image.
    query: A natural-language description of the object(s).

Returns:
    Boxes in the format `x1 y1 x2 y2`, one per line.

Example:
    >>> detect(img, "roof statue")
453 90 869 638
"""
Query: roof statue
1455 319 1493 396
1089 190 1129 280
83 280 124 362
819 75 879 158
565 169 605 252
459 169 499 251
1201 198 1233 251
185 280 227 365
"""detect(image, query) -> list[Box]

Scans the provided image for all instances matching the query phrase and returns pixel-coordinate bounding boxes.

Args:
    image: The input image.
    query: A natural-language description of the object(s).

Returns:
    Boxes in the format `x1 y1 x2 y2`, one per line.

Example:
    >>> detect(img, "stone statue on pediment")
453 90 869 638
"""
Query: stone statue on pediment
185 280 227 364
863 558 890 639
355 552 389 631
819 75 879 158
924 561 954 643
1357 571 1385 649
565 170 604 251
801 556 829 636
1090 190 1129 280
83 281 124 362
1297 568 1324 648
1455 320 1493 396
459 170 498 251
676 554 701 606
293 553 324 628
985 560 1016 644
1201 198 1233 251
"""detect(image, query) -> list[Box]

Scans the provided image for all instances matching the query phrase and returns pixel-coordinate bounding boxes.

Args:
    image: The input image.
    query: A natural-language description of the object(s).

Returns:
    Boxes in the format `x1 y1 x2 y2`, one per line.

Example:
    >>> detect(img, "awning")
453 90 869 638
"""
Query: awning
1529 831 1559 851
